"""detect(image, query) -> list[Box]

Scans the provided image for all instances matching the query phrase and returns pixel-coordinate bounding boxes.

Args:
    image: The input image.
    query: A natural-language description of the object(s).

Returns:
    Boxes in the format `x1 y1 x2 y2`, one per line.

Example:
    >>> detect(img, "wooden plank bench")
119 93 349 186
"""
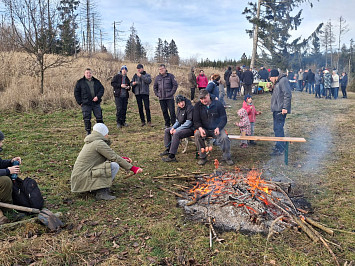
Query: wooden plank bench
181 135 306 165
228 135 306 165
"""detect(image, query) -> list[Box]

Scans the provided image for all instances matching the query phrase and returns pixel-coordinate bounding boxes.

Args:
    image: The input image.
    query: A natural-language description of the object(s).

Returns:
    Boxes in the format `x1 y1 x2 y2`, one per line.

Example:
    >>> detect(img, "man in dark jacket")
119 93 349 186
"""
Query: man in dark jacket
193 90 234 166
111 65 131 128
131 64 153 127
74 68 105 135
153 64 178 128
268 70 292 155
241 68 254 95
188 67 197 101
224 66 232 99
307 69 315 94
258 67 269 82
303 69 308 92
340 72 348 98
0 131 21 224
160 95 194 162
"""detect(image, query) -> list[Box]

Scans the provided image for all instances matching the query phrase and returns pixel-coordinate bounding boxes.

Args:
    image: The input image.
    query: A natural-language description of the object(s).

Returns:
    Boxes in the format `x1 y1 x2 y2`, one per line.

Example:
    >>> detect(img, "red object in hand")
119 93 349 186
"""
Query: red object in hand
122 156 132 163
130 166 141 174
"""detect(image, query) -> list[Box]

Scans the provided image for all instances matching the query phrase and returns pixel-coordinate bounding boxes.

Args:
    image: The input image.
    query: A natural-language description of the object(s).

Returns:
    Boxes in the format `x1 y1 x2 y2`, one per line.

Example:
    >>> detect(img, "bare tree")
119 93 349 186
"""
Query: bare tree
322 20 336 68
2 0 71 94
80 0 101 55
336 16 349 70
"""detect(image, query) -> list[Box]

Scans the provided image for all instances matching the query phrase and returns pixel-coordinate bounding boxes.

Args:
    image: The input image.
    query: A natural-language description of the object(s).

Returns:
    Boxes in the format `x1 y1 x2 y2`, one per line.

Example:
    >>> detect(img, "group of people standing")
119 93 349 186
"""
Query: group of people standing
289 68 348 99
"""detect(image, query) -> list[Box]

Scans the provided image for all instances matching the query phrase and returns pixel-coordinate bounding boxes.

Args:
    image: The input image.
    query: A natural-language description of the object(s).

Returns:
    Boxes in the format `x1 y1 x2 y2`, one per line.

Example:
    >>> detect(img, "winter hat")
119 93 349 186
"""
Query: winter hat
0 131 4 141
121 65 128 72
175 95 186 104
244 94 252 102
137 64 144 69
270 69 279 77
93 123 109 137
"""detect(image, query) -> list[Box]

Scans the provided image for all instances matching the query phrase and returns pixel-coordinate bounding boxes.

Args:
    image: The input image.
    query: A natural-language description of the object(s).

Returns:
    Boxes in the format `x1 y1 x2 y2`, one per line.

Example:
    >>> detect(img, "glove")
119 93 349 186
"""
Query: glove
130 166 141 174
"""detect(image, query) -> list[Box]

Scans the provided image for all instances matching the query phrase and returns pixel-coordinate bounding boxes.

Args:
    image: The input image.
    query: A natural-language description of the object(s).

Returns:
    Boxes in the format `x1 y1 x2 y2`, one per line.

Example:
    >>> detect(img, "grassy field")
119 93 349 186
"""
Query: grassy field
0 85 354 265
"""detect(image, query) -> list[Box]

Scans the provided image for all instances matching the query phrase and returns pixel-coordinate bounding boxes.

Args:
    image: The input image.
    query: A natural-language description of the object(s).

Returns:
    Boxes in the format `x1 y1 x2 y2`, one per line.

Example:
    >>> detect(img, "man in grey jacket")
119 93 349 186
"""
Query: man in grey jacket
131 64 153 127
269 69 292 156
153 64 178 128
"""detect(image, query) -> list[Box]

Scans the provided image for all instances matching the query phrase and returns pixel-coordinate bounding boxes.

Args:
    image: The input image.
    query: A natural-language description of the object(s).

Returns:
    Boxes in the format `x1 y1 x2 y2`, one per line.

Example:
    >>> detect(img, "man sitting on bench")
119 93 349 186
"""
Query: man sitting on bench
193 90 234 166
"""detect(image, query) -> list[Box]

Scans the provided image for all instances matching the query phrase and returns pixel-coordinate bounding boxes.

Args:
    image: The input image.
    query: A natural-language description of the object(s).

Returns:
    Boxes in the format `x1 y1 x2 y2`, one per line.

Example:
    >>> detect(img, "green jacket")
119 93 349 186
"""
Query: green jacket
71 131 133 193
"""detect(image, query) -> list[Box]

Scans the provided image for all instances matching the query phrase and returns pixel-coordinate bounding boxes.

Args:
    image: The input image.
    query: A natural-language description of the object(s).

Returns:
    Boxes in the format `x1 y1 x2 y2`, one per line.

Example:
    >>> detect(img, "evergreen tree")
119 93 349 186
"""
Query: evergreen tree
124 24 146 62
154 38 163 62
168 39 179 65
162 40 169 63
57 0 80 56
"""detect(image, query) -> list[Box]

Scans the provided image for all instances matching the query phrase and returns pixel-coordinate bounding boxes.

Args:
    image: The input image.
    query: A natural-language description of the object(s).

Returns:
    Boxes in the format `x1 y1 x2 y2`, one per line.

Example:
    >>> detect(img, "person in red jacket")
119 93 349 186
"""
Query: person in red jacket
196 70 208 90
242 95 262 145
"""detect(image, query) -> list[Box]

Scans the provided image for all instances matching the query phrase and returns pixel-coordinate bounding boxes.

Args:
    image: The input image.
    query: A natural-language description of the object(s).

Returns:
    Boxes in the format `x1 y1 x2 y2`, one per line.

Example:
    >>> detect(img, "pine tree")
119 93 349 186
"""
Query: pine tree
162 40 169 63
154 38 163 62
124 24 146 62
168 39 179 65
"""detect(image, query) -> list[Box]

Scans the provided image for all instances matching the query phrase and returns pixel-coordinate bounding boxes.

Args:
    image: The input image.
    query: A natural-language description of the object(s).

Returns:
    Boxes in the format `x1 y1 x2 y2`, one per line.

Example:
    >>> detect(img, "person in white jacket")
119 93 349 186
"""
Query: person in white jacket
331 70 340 100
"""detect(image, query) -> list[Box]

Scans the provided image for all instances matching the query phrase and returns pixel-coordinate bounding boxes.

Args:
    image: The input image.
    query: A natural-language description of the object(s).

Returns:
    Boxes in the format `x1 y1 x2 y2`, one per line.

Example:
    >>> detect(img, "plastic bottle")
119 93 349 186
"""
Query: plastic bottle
11 160 20 180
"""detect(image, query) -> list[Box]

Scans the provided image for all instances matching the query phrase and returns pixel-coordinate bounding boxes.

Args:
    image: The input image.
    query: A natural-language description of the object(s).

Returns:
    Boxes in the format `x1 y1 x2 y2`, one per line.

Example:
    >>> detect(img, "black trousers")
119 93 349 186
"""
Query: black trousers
81 104 103 133
159 99 176 127
115 96 128 125
135 94 151 123
190 87 196 100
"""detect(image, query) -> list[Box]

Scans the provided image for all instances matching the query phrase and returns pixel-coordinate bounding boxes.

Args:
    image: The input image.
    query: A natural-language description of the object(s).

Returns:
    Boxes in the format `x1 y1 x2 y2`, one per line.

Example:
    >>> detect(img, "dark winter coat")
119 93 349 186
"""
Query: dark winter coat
307 71 315 83
173 99 194 132
193 99 227 131
271 74 292 113
111 74 131 98
0 157 12 176
153 72 178 100
206 80 220 100
224 68 232 86
74 76 105 106
258 68 269 80
131 71 152 95
187 69 197 88
241 70 254 85
340 74 348 87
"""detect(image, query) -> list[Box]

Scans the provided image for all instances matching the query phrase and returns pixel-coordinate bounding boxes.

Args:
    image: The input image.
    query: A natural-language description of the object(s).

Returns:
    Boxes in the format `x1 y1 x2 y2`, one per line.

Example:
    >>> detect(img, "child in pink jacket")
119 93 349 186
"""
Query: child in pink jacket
236 108 251 148
242 94 262 145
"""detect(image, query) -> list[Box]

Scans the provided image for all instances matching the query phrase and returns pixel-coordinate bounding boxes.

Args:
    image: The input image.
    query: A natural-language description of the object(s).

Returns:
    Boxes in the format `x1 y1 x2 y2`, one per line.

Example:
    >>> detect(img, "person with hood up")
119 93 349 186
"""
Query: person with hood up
196 70 208 91
242 95 262 146
0 131 22 224
111 65 131 128
235 108 251 148
160 95 194 162
188 67 198 100
71 123 143 200
268 69 292 156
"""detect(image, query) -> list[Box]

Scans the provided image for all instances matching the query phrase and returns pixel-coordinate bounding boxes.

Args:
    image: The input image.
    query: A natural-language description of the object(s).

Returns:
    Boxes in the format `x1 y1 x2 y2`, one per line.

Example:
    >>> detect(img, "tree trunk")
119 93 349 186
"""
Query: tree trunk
250 0 262 69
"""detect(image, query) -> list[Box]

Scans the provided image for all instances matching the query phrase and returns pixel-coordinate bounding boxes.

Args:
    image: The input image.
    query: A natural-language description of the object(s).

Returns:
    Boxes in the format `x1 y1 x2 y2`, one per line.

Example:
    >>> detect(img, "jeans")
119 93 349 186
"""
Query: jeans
230 87 238 100
326 88 332 99
341 86 347 98
333 87 339 99
111 162 120 180
81 103 103 133
164 127 194 155
298 80 303 91
320 84 325 96
315 85 321 97
135 94 151 123
308 82 315 94
194 129 231 160
219 88 226 106
273 111 287 152
159 99 176 127
244 84 252 95
115 96 129 125
226 84 231 99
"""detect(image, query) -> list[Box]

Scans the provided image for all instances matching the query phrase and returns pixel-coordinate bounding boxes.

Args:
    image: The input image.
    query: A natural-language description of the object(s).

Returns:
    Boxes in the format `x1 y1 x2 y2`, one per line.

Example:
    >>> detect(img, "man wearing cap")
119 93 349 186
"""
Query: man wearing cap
193 90 234 166
268 69 292 156
111 65 131 128
0 131 22 224
131 64 153 127
71 123 143 200
153 64 178 128
74 68 105 135
160 95 194 162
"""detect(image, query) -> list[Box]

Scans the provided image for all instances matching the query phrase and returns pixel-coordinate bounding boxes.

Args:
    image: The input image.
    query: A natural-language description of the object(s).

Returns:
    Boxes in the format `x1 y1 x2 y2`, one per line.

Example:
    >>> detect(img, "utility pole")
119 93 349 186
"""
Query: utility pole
250 0 262 69
92 13 95 53
100 29 103 52
113 21 116 58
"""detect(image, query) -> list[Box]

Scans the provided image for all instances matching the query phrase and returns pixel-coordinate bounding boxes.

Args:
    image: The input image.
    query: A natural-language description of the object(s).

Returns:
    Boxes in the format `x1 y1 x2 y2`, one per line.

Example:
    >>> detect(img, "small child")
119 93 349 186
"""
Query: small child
236 108 251 148
242 95 262 145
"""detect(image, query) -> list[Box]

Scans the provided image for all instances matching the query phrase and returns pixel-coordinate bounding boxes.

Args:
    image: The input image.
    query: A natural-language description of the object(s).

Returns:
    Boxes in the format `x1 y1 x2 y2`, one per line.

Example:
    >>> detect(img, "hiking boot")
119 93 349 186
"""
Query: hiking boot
197 158 208 165
160 150 170 156
117 123 122 129
123 123 129 127
95 188 116 201
147 122 154 127
141 122 146 127
162 156 177 162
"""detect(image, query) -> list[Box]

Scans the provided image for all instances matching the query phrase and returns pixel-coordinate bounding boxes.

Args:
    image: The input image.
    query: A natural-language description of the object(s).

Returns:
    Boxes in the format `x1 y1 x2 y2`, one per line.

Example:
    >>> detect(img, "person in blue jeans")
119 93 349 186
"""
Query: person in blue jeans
331 70 340 100
307 69 315 94
268 69 292 155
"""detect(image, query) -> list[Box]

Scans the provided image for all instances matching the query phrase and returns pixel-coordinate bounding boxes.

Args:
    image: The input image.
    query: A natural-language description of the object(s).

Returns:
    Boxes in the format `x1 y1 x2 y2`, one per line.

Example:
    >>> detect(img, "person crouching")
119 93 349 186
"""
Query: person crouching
71 123 142 200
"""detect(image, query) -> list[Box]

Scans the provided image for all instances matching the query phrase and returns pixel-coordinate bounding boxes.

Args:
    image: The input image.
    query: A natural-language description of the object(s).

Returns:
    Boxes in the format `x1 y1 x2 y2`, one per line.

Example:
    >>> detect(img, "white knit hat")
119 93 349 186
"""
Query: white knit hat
93 123 109 136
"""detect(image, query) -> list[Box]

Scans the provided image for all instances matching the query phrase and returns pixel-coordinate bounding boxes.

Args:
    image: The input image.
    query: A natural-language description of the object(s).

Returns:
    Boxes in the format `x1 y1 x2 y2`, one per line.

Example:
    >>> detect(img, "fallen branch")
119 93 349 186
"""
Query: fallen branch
153 175 192 179
290 214 319 242
158 186 189 199
305 217 334 236
0 217 38 230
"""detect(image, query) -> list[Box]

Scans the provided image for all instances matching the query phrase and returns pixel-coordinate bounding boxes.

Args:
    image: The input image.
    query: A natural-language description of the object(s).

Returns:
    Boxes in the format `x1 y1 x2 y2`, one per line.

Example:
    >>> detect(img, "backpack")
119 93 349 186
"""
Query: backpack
12 177 44 210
